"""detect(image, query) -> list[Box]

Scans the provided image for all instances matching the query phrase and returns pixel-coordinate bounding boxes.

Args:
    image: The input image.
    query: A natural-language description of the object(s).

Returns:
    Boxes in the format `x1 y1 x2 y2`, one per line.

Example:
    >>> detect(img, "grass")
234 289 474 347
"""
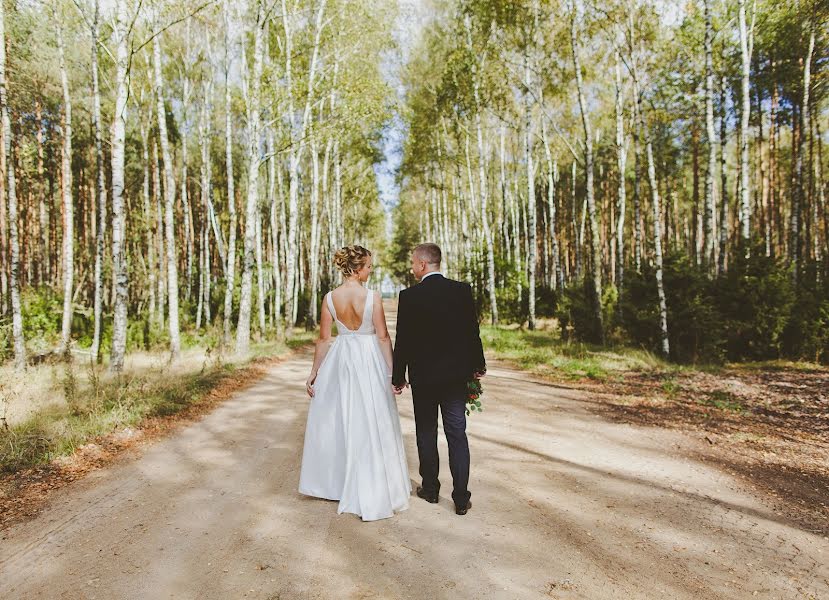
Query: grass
481 325 674 381
699 390 744 413
0 331 314 475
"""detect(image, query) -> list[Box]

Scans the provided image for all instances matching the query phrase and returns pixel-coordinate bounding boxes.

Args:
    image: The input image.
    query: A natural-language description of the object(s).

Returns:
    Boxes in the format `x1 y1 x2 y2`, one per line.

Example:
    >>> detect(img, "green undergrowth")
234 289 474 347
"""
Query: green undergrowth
0 332 314 476
481 325 675 381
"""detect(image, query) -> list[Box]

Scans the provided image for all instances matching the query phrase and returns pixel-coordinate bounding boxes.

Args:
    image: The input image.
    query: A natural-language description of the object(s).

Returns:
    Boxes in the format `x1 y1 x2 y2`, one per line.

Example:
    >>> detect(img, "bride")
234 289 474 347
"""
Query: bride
299 245 411 521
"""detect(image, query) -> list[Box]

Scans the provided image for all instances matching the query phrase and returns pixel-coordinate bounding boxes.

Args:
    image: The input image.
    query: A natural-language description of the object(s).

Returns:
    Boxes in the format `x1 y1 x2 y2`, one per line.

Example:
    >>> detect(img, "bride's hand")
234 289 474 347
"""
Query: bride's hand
306 372 317 397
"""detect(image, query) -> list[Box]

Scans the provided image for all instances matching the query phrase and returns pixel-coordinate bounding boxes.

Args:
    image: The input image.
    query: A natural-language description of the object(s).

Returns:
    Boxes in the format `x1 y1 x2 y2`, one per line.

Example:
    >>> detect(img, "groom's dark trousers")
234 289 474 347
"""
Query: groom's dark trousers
412 380 470 506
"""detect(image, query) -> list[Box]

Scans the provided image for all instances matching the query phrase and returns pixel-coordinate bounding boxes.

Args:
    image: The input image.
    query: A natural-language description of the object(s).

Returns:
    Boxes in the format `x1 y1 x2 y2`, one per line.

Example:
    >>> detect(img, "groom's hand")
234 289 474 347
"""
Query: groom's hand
391 381 408 395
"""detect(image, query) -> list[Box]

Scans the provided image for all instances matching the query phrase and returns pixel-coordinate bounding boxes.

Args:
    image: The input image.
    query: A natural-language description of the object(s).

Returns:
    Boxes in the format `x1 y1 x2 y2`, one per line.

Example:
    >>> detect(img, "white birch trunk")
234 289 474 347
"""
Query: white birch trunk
223 0 237 345
109 0 130 372
614 53 627 294
90 0 106 362
182 23 194 301
308 130 321 326
0 0 23 368
718 75 729 275
571 7 603 340
267 127 283 334
283 0 326 332
703 0 717 272
737 0 752 244
141 121 155 320
56 11 74 356
464 13 498 324
235 1 264 355
793 18 815 278
633 66 670 357
523 42 536 329
153 26 181 359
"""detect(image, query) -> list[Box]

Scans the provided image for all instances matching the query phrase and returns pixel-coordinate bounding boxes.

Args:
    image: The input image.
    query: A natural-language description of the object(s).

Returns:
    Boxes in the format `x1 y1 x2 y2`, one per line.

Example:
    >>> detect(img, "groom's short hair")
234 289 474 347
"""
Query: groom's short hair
413 243 442 265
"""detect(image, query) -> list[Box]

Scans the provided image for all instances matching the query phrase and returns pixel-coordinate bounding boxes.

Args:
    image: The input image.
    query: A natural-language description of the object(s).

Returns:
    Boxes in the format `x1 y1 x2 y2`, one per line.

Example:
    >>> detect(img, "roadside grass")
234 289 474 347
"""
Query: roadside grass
0 331 314 475
481 325 674 381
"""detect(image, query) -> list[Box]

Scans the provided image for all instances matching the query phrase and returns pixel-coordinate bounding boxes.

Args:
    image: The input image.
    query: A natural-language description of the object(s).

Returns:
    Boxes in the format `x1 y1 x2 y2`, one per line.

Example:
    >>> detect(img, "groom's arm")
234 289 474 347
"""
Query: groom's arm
392 291 409 387
463 283 486 375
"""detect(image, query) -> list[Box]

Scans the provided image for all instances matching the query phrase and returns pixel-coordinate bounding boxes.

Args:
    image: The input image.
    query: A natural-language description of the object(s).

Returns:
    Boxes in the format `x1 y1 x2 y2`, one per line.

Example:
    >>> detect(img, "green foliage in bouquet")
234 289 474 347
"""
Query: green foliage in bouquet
466 378 483 416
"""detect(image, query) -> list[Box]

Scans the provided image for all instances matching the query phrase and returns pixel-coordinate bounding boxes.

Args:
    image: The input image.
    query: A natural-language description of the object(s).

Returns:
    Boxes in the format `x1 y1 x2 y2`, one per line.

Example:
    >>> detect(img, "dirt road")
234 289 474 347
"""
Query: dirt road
1 306 827 599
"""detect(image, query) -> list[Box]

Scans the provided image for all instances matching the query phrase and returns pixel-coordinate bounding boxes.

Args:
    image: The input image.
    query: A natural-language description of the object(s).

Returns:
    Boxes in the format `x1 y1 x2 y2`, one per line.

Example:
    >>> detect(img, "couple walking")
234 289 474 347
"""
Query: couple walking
298 243 486 521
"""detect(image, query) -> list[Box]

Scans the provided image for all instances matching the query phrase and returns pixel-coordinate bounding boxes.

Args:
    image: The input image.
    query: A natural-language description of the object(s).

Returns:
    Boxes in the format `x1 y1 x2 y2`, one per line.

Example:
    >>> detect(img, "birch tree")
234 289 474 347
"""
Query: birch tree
90 0 106 362
0 0 25 368
222 0 237 345
56 5 74 356
235 0 264 355
703 0 717 273
570 3 603 340
153 15 181 359
737 0 753 246
109 0 131 373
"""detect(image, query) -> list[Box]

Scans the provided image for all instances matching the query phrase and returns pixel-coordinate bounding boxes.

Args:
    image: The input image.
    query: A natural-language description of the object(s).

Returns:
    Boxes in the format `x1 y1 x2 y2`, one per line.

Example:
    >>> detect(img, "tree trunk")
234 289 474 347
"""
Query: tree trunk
153 141 165 325
794 16 815 280
614 52 627 296
571 9 603 340
56 11 74 356
235 1 264 355
90 0 106 363
182 23 194 302
35 100 49 285
307 130 321 327
283 0 326 332
198 76 214 328
631 54 670 357
153 25 181 360
523 42 536 330
632 77 643 272
737 0 752 246
0 0 24 368
541 119 562 291
464 13 498 325
267 126 283 336
109 0 130 373
704 0 717 273
141 121 156 321
718 75 729 275
223 0 238 346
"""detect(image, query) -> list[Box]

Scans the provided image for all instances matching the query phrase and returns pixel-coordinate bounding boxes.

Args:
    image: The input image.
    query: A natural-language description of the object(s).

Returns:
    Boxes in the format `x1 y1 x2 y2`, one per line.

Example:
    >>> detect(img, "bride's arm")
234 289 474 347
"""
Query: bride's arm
372 291 394 374
306 299 335 397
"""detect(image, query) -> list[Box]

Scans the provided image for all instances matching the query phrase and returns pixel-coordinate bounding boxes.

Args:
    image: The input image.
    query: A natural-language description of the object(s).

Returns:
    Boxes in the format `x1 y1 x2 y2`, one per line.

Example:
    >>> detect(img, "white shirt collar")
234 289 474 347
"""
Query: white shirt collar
420 271 443 282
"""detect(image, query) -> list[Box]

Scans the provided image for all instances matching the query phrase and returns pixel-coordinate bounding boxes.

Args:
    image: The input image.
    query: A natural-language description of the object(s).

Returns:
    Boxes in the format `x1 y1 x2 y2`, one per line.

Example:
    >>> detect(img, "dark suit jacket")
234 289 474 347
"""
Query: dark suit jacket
392 274 486 388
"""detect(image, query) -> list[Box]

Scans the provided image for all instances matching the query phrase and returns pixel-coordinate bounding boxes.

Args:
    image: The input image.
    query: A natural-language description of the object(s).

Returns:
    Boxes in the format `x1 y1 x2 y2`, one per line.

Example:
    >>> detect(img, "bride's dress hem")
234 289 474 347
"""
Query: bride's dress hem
298 489 410 522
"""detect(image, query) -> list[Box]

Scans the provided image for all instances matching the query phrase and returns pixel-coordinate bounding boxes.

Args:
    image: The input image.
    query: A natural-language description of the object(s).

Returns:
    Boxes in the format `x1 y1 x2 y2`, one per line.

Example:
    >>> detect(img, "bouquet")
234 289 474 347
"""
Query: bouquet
466 377 484 416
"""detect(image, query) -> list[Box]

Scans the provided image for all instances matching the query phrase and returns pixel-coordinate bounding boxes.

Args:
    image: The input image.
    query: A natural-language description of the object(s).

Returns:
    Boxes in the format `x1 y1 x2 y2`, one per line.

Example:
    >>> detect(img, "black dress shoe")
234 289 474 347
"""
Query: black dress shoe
416 486 438 504
455 501 472 515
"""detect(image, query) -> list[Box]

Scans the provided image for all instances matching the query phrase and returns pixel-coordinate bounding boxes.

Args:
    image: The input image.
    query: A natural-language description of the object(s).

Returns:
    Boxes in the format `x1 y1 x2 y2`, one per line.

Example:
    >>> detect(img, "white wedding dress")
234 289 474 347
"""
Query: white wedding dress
299 289 411 521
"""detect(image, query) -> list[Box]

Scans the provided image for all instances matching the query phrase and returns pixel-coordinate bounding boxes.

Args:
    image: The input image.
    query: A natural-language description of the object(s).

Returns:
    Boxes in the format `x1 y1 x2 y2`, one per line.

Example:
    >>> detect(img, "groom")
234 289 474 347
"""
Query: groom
392 243 486 516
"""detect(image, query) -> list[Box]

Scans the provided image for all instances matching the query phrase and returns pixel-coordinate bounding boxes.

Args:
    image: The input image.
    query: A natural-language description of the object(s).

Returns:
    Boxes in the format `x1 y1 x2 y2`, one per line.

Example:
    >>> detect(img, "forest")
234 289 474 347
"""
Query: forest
0 0 827 370
393 0 829 364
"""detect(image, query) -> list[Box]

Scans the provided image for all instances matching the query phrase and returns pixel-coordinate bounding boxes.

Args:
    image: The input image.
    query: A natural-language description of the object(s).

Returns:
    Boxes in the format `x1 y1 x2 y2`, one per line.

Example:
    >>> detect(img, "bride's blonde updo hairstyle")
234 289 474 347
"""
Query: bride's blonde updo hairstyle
333 245 372 277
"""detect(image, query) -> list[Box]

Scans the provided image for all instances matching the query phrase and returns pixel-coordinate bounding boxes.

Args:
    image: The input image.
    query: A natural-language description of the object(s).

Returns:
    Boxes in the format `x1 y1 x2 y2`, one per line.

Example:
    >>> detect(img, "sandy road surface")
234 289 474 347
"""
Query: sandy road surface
1 304 827 599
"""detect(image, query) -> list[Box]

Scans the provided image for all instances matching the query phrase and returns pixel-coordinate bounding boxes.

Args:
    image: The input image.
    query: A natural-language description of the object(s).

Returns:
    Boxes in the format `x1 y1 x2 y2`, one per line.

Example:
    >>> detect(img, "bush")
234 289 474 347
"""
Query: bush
620 252 725 363
716 249 794 361
557 278 609 344
782 263 829 363
489 260 524 324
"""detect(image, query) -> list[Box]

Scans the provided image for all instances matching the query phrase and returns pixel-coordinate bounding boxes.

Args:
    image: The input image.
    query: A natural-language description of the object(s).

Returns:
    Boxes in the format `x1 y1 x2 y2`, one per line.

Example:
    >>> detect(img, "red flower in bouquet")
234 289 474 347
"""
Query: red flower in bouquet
466 378 484 416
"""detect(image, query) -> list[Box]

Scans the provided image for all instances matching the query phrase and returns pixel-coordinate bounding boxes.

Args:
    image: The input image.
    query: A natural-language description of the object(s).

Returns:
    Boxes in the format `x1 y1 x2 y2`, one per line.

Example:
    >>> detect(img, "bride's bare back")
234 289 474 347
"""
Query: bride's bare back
330 285 370 331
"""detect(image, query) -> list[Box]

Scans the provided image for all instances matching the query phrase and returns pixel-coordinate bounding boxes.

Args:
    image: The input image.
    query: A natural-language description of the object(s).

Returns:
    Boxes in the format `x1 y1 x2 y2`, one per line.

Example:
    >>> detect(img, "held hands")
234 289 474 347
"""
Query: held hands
391 379 408 396
474 369 487 379
306 372 317 397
